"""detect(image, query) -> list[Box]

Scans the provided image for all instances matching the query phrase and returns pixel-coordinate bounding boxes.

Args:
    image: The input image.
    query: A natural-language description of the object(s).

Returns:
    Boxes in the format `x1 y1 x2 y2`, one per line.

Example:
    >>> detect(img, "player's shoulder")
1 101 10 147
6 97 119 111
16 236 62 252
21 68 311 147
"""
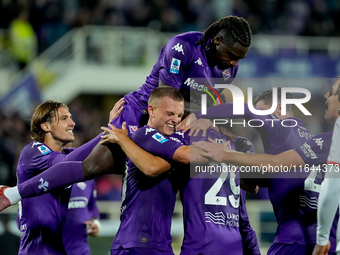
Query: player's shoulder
132 126 168 143
172 31 203 42
311 131 332 144
21 141 53 158
167 32 203 49
297 132 332 157
133 126 158 137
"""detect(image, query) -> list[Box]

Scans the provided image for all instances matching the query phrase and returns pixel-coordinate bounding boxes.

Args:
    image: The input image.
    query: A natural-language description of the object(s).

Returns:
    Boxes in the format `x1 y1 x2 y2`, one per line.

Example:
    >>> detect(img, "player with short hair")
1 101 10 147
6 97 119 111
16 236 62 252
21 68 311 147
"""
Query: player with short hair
99 86 205 254
100 86 259 254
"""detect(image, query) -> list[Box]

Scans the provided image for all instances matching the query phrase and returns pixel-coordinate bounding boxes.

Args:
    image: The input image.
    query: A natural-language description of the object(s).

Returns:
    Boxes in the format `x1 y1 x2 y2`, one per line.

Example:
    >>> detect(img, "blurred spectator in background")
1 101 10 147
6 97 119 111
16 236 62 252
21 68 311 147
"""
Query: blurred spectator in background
1 0 340 58
0 214 20 255
8 7 37 69
0 110 30 187
32 0 69 53
303 0 335 36
0 0 17 30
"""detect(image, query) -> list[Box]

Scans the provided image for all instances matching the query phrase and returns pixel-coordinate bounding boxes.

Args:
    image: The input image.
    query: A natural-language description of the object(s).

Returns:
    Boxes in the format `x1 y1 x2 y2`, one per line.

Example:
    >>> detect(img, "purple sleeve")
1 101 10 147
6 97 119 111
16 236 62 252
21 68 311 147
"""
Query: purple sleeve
50 134 101 165
132 127 183 160
239 190 261 255
295 133 332 166
20 144 60 175
158 35 194 89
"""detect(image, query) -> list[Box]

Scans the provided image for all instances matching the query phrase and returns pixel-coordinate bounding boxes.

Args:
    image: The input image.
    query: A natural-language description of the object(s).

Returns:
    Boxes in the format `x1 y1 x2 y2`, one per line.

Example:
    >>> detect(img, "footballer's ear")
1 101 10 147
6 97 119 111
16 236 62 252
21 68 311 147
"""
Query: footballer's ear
213 34 223 45
41 122 50 132
148 105 155 118
275 103 282 118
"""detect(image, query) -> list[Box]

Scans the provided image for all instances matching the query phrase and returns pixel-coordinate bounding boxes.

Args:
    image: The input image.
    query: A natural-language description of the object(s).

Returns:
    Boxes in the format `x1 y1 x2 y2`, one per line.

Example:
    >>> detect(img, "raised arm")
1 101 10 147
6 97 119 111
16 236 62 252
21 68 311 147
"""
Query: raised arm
101 123 209 177
101 123 171 177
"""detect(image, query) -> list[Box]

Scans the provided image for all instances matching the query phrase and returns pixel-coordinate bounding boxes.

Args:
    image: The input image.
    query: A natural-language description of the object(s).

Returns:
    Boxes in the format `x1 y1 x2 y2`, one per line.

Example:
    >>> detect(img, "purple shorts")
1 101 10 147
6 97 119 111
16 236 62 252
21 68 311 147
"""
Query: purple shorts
111 247 174 255
267 242 315 255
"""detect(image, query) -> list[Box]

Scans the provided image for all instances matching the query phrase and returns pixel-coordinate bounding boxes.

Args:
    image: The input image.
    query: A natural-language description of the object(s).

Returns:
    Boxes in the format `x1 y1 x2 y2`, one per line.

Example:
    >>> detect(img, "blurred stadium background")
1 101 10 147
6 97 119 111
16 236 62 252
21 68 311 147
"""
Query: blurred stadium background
0 0 340 254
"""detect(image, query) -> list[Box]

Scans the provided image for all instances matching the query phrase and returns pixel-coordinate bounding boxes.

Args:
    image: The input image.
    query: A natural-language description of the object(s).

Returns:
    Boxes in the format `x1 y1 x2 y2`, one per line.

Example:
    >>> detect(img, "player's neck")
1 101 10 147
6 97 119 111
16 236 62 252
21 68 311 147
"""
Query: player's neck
43 137 65 152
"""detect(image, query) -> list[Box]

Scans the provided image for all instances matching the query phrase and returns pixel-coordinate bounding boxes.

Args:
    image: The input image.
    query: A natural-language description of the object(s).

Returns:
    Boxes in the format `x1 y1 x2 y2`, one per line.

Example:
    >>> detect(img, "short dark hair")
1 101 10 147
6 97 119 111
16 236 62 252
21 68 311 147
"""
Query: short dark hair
254 87 295 113
148 86 184 107
197 16 252 48
30 100 69 142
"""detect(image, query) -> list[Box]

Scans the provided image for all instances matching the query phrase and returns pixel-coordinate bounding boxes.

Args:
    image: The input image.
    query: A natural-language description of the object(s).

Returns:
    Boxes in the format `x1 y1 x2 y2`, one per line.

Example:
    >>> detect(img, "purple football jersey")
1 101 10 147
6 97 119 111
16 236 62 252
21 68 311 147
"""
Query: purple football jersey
179 128 257 255
267 132 337 253
63 180 100 255
111 126 185 252
112 32 239 136
17 142 73 255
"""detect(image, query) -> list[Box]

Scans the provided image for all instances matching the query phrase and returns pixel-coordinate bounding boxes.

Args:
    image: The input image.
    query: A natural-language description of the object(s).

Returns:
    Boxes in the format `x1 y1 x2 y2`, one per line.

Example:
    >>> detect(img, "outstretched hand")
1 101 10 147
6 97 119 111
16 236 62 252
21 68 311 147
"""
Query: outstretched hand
0 186 12 212
100 122 129 145
193 138 232 163
108 98 125 124
85 220 100 237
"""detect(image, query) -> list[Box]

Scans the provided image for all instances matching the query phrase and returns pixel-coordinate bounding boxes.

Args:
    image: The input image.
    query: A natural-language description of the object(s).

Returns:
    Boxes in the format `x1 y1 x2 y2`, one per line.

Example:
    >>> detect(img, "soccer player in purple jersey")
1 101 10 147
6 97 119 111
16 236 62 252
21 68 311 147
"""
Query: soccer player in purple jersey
193 79 340 255
100 87 259 255
100 87 207 254
116 15 251 134
176 127 260 255
10 99 122 255
63 180 101 255
313 80 340 255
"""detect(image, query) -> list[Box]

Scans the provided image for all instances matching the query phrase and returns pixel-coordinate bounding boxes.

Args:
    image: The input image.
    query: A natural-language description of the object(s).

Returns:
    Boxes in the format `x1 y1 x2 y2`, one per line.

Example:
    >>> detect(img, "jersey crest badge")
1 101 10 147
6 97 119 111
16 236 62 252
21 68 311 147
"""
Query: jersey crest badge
170 58 181 74
152 133 168 144
129 125 138 133
222 69 231 80
38 178 49 192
